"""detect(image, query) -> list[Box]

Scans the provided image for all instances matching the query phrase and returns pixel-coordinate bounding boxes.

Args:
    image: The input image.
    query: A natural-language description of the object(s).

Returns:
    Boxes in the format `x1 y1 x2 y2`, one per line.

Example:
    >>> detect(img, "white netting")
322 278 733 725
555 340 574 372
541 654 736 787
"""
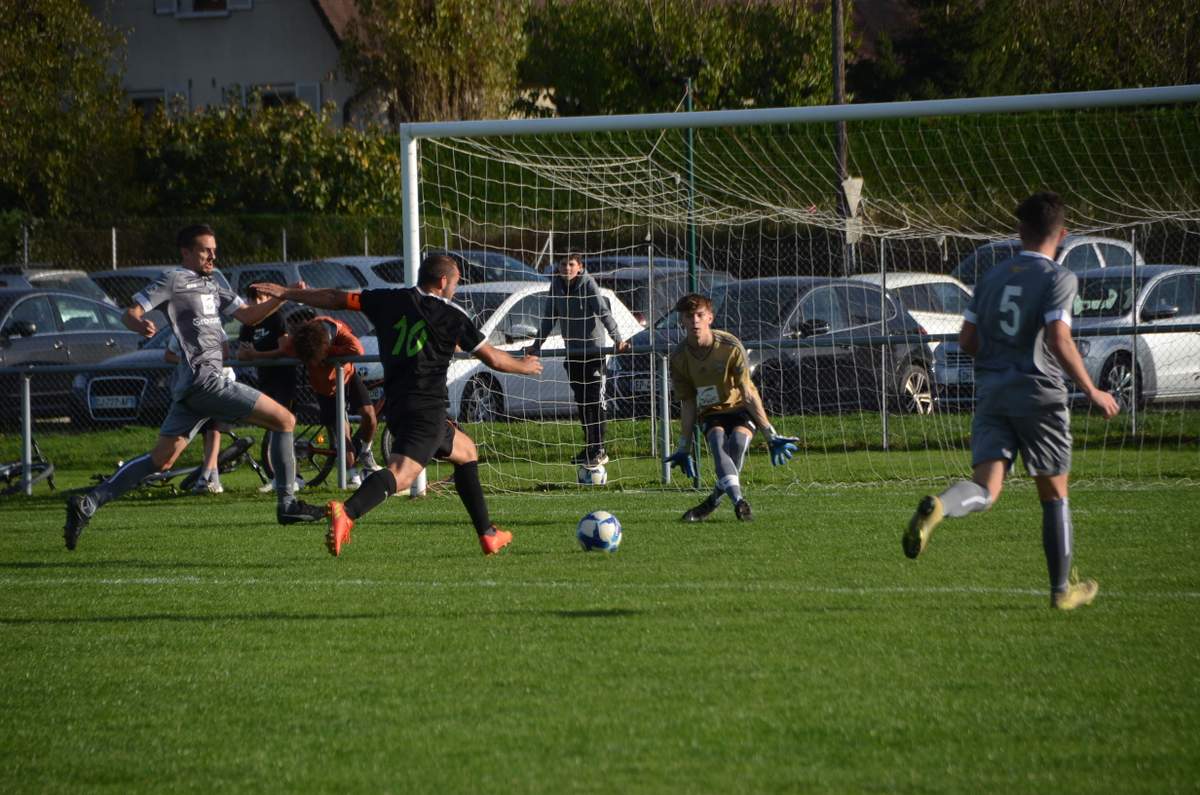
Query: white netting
412 99 1200 491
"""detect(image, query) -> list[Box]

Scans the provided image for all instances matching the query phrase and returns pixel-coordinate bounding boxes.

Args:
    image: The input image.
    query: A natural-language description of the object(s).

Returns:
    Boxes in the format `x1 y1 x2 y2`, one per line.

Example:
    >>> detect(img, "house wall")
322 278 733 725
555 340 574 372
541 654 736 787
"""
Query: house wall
85 0 357 124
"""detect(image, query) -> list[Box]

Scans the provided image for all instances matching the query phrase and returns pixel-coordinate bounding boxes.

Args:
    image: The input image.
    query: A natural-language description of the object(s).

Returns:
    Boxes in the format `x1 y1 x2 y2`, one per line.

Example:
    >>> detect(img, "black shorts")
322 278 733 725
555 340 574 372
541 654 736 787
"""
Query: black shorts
316 372 371 428
258 370 297 409
701 408 756 436
386 407 459 464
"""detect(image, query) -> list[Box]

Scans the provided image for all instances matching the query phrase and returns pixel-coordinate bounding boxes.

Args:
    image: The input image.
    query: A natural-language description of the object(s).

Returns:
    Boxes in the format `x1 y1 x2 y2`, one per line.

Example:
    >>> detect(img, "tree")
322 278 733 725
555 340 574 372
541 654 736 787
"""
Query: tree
519 0 834 116
0 0 136 221
340 0 529 125
849 0 1200 102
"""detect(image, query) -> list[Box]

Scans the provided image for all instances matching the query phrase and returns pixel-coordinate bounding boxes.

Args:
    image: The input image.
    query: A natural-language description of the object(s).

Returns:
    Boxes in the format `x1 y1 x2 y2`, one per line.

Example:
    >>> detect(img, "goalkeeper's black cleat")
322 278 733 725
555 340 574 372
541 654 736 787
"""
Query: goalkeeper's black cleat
277 499 327 525
734 499 753 522
681 497 720 523
64 494 94 551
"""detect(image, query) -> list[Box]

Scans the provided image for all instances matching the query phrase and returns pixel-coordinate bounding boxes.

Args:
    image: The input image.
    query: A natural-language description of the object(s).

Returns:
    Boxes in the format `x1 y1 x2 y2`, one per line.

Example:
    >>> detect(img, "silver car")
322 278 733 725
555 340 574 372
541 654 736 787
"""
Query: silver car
1072 265 1200 410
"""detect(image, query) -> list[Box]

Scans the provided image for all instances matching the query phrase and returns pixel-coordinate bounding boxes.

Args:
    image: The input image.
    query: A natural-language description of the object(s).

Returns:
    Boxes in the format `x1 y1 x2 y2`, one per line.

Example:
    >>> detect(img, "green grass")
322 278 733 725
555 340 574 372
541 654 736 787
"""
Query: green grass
1 464 1198 792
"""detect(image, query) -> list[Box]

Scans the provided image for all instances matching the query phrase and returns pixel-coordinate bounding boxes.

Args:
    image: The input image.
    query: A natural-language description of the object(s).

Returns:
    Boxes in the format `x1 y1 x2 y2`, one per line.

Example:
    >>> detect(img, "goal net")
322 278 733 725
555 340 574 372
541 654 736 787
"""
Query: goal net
405 87 1200 491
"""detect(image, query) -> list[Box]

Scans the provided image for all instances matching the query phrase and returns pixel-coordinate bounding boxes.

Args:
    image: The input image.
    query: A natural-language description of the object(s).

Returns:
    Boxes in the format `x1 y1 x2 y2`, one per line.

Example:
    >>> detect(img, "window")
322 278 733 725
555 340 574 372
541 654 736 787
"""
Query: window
91 275 152 308
235 269 286 296
371 260 407 284
796 287 849 332
299 262 365 290
1061 244 1101 273
8 296 57 334
497 295 543 344
893 284 935 313
100 305 129 331
841 286 893 327
1098 243 1134 268
928 282 972 314
1146 275 1199 316
54 296 105 332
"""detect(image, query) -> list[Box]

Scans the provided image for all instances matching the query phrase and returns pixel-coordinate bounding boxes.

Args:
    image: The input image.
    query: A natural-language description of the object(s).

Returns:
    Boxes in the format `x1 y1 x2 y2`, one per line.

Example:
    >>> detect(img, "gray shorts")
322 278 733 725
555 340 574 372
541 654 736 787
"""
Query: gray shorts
971 408 1072 476
160 375 262 439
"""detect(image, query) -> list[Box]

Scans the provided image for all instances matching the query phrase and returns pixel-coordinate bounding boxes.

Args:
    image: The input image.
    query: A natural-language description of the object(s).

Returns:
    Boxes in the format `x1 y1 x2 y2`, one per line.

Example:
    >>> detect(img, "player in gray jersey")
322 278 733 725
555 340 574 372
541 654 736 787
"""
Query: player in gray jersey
64 224 325 550
902 192 1120 610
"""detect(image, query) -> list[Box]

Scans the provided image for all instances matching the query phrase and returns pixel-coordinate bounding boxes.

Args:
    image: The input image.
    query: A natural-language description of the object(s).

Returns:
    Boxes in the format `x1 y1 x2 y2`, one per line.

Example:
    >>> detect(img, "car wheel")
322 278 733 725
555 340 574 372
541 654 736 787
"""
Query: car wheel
896 363 934 415
462 376 505 423
1100 353 1144 412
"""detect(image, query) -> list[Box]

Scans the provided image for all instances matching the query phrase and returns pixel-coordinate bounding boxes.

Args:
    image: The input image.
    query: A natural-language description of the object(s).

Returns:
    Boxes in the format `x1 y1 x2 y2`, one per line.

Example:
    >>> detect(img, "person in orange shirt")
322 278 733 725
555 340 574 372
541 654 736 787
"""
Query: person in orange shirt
284 316 380 484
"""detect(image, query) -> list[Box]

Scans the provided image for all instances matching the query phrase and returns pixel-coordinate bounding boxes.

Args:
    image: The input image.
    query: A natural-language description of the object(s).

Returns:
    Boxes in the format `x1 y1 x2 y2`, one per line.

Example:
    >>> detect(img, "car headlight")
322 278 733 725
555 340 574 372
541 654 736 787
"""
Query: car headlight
1076 339 1091 357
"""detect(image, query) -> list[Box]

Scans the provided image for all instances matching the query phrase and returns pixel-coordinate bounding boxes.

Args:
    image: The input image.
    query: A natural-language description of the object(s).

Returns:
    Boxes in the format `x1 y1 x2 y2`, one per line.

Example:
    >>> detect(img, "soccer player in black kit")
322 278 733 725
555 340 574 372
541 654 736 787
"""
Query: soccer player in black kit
252 255 543 556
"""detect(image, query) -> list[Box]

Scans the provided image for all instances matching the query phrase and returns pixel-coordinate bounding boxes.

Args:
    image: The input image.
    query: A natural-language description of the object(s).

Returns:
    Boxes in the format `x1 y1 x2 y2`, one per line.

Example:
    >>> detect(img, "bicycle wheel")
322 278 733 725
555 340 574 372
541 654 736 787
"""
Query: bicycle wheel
292 424 338 488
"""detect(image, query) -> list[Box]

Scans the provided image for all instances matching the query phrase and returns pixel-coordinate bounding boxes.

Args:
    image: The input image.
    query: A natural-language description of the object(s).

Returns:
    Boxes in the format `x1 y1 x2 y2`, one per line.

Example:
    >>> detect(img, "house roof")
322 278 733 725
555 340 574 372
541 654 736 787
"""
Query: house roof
311 0 358 43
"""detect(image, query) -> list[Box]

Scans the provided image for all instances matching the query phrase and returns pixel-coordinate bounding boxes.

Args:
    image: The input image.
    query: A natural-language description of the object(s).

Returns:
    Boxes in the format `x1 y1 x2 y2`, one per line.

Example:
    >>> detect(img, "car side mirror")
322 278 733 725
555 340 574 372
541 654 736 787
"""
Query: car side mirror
1 320 36 337
796 319 832 338
1141 303 1179 322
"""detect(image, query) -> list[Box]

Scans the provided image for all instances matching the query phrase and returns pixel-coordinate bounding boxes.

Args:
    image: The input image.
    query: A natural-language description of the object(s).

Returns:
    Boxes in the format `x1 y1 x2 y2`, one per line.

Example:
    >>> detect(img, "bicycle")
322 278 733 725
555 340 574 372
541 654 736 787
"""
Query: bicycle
258 423 340 489
0 438 56 495
91 431 270 493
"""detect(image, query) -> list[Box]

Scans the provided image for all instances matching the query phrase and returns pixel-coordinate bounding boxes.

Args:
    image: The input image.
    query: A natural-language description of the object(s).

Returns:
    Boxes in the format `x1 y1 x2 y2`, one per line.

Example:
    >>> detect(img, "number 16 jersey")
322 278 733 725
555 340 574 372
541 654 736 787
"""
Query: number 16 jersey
964 251 1077 416
352 287 486 415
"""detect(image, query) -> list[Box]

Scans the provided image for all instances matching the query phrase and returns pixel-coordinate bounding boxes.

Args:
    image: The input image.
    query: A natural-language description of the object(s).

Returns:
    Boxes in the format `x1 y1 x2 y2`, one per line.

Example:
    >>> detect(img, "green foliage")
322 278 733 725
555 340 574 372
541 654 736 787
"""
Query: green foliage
341 0 529 123
0 0 137 220
134 96 403 216
519 0 834 115
850 0 1200 101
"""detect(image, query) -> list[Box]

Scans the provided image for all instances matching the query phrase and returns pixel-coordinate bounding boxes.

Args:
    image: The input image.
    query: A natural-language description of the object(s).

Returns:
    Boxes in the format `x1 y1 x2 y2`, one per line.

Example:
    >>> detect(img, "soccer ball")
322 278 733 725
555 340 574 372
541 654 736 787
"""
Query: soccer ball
576 463 607 486
576 510 622 553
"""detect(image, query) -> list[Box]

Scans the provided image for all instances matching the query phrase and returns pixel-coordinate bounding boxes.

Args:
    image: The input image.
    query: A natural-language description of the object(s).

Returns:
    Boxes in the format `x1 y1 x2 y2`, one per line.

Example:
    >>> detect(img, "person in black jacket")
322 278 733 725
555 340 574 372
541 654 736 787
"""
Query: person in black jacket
528 253 630 467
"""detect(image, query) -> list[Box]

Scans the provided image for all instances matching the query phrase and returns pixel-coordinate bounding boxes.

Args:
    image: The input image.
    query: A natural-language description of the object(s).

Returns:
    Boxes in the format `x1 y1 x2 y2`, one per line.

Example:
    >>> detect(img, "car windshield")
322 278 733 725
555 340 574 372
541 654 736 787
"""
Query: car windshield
714 282 799 328
453 290 517 325
468 253 544 282
371 261 406 284
953 243 1023 286
1073 276 1144 318
894 282 971 314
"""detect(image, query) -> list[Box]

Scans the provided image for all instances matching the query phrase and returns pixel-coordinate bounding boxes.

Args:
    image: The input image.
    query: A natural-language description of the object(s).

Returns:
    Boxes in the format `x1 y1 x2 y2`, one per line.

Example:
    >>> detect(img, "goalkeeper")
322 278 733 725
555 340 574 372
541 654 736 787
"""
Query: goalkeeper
664 293 798 522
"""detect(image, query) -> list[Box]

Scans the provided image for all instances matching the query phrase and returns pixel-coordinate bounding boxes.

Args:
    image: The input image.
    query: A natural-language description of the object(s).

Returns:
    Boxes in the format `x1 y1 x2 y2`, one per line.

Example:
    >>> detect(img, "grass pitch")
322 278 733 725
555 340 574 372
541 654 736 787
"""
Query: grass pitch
1 466 1197 793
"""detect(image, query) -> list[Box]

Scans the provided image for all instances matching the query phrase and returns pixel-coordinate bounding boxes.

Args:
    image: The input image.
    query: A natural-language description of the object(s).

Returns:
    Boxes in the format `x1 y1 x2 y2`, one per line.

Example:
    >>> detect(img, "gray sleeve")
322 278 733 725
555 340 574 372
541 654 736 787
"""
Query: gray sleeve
133 271 175 314
584 276 622 343
1042 269 1077 327
217 284 245 317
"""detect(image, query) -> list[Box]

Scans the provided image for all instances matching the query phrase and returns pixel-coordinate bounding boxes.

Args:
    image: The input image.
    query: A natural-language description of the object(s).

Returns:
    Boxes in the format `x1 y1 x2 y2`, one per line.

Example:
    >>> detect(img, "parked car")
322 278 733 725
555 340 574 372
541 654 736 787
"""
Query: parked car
1070 264 1200 410
951 235 1144 287
447 281 642 421
607 277 936 418
428 250 547 284
222 261 374 341
69 319 386 428
541 254 693 277
0 288 143 423
90 265 234 332
0 267 116 305
592 265 737 328
850 272 971 342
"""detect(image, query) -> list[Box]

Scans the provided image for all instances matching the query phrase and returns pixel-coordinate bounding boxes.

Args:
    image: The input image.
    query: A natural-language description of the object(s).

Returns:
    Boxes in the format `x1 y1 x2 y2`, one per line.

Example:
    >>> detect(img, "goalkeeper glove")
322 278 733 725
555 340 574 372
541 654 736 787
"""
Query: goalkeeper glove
765 427 799 467
663 443 697 479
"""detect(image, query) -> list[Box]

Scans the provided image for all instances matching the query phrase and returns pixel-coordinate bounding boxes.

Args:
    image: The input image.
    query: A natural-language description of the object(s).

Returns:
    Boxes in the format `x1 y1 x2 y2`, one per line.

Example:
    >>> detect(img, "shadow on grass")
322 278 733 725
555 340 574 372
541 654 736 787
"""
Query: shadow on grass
0 611 394 626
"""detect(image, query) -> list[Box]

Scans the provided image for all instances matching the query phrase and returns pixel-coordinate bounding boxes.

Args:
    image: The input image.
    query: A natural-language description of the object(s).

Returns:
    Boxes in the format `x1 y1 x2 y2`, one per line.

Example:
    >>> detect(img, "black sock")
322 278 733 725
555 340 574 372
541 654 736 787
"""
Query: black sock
453 461 492 535
344 469 396 520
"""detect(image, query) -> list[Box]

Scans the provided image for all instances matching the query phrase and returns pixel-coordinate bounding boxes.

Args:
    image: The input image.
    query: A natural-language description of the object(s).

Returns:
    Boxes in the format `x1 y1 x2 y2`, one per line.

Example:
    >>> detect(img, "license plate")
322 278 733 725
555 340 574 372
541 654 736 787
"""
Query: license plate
958 367 974 384
92 395 136 410
632 378 652 393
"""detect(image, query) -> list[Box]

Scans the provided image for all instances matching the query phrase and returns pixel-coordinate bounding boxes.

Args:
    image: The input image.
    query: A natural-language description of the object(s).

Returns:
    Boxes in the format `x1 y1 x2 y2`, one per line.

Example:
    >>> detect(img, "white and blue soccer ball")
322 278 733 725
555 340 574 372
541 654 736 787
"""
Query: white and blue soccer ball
576 510 622 553
576 463 607 486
